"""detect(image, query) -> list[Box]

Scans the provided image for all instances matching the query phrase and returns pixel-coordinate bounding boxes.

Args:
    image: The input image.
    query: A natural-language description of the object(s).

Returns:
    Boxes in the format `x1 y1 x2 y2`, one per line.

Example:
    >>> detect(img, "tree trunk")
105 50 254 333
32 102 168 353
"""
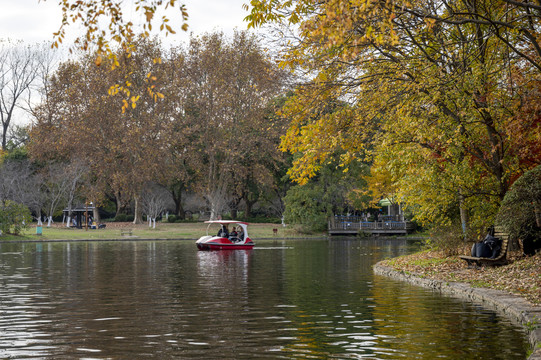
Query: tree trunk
177 201 185 220
37 209 43 226
230 196 241 219
210 207 217 221
458 189 468 241
93 205 100 223
245 199 256 219
133 196 143 224
114 192 128 217
171 187 185 220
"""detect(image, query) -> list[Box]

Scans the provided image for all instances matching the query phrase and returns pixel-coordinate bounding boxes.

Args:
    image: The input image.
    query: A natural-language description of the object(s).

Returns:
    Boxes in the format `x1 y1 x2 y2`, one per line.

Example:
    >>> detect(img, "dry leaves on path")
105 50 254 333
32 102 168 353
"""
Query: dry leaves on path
382 250 541 305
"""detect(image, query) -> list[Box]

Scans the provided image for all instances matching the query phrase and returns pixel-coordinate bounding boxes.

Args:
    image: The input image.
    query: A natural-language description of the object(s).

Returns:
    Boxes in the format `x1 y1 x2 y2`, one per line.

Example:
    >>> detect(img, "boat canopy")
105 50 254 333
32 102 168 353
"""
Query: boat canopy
204 220 249 225
204 220 249 239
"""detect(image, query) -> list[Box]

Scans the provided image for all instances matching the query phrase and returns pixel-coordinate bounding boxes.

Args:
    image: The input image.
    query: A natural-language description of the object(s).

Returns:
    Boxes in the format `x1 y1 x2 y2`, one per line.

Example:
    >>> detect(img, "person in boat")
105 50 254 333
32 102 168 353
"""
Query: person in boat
229 227 238 242
217 225 229 238
237 227 244 241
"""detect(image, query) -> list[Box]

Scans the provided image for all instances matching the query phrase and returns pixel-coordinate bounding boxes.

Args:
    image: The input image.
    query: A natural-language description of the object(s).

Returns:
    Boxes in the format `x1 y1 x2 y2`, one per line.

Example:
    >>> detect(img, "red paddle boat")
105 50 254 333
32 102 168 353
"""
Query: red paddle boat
196 220 255 250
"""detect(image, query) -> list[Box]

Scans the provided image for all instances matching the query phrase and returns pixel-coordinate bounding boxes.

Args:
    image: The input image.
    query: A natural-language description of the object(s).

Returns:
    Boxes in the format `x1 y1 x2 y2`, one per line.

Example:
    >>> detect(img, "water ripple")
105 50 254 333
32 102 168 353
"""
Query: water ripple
0 239 529 359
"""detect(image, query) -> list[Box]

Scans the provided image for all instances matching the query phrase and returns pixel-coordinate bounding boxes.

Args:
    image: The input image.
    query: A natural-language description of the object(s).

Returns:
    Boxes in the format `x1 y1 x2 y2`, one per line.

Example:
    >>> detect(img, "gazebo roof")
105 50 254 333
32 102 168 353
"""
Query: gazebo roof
63 205 95 213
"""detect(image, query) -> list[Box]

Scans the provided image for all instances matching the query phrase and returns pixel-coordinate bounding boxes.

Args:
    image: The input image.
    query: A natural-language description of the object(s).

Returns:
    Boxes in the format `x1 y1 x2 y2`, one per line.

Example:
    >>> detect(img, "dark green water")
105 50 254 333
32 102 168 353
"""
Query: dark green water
0 238 529 359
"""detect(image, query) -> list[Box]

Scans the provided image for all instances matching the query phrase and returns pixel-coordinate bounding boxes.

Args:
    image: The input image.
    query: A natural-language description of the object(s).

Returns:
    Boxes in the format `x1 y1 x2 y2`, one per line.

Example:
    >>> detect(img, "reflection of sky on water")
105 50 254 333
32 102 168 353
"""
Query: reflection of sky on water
197 249 251 281
0 274 56 358
0 239 529 359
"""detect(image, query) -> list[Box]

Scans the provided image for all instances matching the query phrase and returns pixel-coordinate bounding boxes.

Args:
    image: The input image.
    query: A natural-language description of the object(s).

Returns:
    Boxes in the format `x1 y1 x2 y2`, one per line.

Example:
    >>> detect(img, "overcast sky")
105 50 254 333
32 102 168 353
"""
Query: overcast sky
0 0 259 127
0 0 255 46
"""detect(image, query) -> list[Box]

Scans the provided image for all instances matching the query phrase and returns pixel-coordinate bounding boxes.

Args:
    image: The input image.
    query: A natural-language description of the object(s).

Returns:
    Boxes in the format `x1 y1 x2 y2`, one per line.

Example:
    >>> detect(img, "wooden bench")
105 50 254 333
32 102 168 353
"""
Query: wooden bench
459 226 510 266
120 228 133 236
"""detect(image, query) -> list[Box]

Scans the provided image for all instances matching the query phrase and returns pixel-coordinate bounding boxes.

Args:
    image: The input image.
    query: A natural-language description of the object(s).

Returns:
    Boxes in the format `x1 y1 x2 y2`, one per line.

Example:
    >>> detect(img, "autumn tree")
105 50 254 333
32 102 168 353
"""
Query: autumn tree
48 0 189 108
29 38 174 222
51 0 188 57
152 45 199 220
246 0 541 237
30 32 289 222
180 31 288 219
284 154 368 232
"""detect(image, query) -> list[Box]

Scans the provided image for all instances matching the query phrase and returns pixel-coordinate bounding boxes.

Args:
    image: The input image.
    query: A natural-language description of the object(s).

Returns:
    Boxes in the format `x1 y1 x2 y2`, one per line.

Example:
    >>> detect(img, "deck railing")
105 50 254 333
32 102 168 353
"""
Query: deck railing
328 219 414 232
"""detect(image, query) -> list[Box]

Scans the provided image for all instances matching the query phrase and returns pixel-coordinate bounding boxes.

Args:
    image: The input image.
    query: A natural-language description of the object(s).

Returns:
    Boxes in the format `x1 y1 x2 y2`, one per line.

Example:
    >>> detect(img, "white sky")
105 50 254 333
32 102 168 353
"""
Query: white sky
0 0 260 127
0 0 255 46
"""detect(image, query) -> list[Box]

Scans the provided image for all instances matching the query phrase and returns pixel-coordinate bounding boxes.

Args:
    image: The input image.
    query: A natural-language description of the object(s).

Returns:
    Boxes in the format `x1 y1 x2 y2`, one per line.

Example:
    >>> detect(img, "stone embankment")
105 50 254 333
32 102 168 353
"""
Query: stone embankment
373 263 541 360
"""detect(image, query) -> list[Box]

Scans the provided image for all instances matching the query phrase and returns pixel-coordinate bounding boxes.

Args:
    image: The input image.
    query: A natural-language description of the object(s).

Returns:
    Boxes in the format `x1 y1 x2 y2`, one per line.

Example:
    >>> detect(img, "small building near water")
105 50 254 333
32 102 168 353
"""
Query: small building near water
62 205 95 229
329 198 414 235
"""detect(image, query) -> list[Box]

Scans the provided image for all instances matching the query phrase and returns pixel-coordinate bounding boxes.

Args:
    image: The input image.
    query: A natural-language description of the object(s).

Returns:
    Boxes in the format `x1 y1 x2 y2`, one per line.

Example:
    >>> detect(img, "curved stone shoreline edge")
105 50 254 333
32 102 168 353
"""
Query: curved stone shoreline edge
373 263 541 360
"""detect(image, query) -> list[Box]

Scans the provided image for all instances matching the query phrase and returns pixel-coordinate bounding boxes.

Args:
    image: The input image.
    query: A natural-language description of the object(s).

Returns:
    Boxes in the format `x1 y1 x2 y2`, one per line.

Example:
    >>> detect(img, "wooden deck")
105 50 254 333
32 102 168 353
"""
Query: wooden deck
328 220 414 235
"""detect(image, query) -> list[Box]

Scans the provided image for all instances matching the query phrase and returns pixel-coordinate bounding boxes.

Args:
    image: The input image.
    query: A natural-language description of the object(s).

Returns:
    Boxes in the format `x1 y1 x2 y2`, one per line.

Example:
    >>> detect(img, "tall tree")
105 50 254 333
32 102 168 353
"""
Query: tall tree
29 38 173 222
48 0 189 110
181 31 288 219
246 0 541 235
0 42 41 150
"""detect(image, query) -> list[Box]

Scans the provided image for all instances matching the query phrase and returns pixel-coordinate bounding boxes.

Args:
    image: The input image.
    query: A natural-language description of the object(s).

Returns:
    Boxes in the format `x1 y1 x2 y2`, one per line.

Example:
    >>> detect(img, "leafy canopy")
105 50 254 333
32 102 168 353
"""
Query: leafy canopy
245 0 541 234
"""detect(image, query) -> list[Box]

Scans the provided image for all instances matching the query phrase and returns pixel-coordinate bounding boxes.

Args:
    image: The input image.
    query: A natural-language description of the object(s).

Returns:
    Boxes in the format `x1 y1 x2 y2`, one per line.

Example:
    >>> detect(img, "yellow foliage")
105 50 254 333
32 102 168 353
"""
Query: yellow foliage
246 0 539 231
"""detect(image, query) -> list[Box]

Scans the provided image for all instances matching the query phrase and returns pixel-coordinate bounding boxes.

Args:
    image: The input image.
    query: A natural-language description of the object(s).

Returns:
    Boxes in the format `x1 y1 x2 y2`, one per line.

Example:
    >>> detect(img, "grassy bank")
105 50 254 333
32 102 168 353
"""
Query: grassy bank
0 222 324 242
380 249 541 306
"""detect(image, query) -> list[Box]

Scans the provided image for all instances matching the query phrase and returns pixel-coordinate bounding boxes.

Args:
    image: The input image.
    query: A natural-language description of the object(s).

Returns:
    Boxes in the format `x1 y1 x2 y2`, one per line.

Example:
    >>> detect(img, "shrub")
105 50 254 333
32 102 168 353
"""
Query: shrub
0 200 32 235
126 215 134 222
244 216 281 224
114 214 127 222
167 215 177 223
426 222 465 256
283 185 329 233
497 165 541 255
175 219 199 223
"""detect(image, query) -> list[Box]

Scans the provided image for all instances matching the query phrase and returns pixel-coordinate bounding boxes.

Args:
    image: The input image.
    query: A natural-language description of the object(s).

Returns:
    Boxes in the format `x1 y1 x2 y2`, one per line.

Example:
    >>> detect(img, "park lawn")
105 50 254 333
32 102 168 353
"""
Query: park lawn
1 222 322 241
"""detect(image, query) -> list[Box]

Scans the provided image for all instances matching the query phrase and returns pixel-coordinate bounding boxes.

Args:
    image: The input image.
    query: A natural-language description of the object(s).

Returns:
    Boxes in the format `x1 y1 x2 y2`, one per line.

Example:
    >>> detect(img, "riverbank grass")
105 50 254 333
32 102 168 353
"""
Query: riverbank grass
381 249 541 306
0 222 323 241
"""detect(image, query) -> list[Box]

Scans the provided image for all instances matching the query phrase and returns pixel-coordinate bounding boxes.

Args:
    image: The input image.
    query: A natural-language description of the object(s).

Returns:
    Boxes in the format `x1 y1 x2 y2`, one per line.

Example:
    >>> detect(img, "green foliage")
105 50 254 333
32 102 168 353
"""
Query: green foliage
283 184 328 232
284 153 368 232
167 215 177 223
426 222 467 256
246 0 541 241
0 200 32 235
243 217 281 224
497 165 541 255
2 145 28 161
114 214 127 222
174 219 199 223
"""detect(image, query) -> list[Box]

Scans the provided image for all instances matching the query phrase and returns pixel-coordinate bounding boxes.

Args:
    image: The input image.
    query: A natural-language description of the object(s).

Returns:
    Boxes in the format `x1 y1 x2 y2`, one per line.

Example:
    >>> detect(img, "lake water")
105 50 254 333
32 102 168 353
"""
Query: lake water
0 238 528 359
